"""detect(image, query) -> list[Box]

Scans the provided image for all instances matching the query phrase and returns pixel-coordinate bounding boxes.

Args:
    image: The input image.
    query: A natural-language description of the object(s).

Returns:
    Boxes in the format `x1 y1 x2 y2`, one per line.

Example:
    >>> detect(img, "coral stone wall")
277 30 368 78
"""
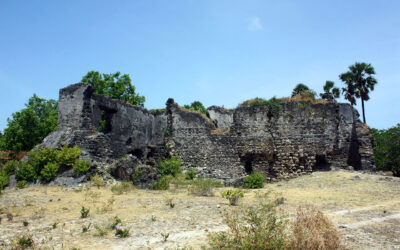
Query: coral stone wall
41 83 375 183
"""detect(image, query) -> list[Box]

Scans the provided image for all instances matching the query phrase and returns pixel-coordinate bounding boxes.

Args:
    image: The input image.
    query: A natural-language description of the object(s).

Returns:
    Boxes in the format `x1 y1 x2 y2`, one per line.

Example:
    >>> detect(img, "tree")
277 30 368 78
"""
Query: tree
319 81 340 101
291 83 310 97
0 95 58 152
372 124 400 177
81 71 145 107
339 62 377 123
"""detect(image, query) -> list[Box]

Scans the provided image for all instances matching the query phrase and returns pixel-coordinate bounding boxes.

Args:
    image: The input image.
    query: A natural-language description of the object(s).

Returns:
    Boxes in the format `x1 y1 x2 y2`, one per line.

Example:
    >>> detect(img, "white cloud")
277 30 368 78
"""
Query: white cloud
247 16 263 31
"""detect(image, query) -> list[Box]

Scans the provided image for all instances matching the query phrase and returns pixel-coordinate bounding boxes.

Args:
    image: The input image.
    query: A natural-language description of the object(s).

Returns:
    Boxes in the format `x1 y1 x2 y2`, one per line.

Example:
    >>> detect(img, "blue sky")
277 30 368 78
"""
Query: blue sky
0 0 399 130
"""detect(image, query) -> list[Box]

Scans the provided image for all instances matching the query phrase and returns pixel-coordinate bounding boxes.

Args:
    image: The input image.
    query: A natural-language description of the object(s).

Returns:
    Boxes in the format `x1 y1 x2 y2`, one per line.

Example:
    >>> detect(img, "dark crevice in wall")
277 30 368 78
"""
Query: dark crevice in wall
98 106 117 134
313 155 331 171
240 154 254 174
130 149 144 159
347 123 362 170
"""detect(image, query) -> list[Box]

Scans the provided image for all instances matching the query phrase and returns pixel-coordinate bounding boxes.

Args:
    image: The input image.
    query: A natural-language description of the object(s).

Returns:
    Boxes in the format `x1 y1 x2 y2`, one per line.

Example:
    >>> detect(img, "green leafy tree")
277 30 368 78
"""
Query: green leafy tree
371 124 400 177
81 71 145 107
319 81 340 101
183 101 209 116
0 95 58 152
291 83 310 97
339 62 377 123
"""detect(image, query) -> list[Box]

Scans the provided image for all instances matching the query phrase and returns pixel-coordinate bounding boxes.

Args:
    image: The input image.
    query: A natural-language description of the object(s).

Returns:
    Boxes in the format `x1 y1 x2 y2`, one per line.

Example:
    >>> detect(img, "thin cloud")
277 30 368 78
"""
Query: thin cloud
247 16 263 31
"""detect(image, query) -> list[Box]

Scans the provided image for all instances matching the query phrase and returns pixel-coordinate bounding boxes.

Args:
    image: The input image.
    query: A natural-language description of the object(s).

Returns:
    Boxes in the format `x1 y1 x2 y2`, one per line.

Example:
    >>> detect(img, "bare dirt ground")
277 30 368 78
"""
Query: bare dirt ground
0 170 399 249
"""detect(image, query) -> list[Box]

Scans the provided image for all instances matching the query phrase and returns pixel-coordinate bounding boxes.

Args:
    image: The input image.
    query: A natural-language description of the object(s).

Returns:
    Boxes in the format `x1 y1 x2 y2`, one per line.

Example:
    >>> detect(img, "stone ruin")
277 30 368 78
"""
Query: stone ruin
41 83 375 185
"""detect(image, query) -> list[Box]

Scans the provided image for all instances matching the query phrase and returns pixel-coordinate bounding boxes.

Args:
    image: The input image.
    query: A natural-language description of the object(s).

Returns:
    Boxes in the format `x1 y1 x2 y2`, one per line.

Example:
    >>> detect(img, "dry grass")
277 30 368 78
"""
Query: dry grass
0 170 399 249
210 128 230 135
280 95 328 104
290 205 347 250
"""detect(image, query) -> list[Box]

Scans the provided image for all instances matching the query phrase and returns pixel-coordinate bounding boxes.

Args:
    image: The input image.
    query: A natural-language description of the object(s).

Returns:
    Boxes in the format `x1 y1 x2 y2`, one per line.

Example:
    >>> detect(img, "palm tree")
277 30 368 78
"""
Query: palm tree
339 62 377 124
320 81 340 102
291 83 310 97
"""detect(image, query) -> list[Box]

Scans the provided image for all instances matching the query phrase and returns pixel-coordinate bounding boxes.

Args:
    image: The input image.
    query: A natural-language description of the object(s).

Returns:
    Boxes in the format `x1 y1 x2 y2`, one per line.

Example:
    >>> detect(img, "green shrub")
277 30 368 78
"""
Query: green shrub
2 160 18 175
243 172 265 189
73 159 92 175
189 177 223 196
157 157 182 177
109 216 122 230
0 170 10 191
17 234 34 248
27 147 58 175
80 206 90 218
57 145 81 168
239 97 281 117
221 189 244 206
185 168 196 180
152 176 169 190
183 101 209 116
111 181 135 195
115 228 130 238
17 180 28 189
40 162 59 181
208 198 287 249
15 162 37 182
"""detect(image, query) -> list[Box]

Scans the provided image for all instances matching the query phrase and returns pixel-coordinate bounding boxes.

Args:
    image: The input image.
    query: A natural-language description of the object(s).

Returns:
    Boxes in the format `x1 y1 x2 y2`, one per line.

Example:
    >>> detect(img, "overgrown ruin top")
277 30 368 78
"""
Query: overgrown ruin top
41 83 375 184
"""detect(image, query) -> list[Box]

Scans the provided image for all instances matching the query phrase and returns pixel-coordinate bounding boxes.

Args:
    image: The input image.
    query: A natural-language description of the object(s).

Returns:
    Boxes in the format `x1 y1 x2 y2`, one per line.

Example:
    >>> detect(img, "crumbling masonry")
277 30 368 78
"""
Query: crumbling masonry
42 83 375 184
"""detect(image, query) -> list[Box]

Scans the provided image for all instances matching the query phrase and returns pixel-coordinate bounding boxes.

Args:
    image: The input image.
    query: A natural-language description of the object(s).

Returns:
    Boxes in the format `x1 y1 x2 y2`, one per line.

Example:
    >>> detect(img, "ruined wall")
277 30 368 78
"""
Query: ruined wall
42 83 168 166
42 83 375 183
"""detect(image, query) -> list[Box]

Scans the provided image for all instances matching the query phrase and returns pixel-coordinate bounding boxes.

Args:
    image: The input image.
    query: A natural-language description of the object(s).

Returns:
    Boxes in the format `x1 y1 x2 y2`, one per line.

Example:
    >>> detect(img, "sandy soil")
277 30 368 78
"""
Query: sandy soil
0 170 399 249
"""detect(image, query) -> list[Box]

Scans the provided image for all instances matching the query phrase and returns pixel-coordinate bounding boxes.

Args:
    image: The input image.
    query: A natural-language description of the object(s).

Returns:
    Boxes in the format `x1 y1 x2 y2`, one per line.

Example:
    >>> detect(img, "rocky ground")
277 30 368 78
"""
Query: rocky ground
0 170 399 249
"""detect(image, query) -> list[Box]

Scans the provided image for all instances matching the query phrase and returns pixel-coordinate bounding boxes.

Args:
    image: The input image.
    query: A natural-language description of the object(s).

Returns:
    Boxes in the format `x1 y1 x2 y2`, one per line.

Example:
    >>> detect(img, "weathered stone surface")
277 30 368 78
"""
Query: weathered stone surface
40 83 375 185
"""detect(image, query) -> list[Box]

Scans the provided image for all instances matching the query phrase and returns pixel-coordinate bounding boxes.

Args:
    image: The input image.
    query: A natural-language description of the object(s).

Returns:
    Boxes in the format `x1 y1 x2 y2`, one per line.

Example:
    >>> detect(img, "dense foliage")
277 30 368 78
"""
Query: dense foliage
239 97 281 117
339 62 377 123
243 172 265 189
157 157 182 177
0 95 58 152
81 71 145 107
183 101 209 116
13 146 91 183
372 124 400 177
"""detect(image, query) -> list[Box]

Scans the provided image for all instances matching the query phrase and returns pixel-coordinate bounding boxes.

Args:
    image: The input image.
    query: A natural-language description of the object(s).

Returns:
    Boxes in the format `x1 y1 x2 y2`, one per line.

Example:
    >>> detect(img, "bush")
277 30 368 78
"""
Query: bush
289 205 346 250
189 178 223 196
15 162 37 182
221 189 244 206
239 97 281 117
185 168 196 180
90 174 105 188
208 197 288 249
2 160 18 175
73 159 92 175
183 101 209 116
157 157 182 177
80 206 90 218
17 234 34 248
152 176 169 190
0 170 10 191
17 180 28 189
27 147 58 175
243 172 265 189
111 181 135 195
57 145 81 168
115 228 130 238
40 162 59 181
